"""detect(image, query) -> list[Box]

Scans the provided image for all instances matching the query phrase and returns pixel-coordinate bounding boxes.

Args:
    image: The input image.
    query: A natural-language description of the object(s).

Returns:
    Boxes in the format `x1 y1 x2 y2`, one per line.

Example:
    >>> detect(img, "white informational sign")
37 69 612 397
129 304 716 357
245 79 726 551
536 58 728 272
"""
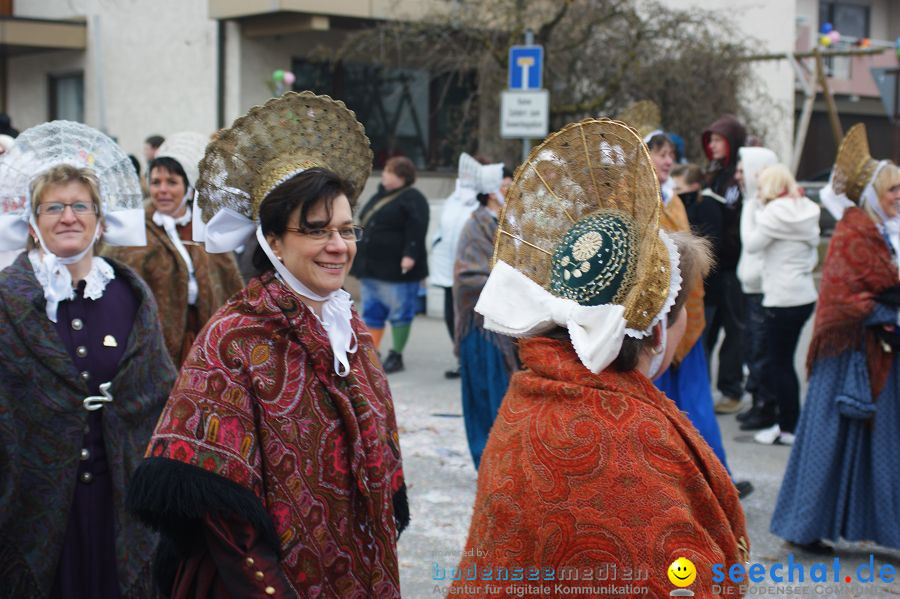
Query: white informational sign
500 90 549 139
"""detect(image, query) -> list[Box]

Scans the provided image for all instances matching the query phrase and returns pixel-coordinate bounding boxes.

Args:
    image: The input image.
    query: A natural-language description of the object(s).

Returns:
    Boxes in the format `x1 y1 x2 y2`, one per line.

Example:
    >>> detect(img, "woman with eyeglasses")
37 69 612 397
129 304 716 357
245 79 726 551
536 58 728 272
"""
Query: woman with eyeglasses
128 93 408 597
104 132 243 367
0 122 175 598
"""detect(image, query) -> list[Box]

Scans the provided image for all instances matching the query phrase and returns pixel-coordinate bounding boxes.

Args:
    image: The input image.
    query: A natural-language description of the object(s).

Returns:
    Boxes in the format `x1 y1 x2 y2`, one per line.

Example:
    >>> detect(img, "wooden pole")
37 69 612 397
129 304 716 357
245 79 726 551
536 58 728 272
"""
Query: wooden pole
814 48 844 147
745 46 884 62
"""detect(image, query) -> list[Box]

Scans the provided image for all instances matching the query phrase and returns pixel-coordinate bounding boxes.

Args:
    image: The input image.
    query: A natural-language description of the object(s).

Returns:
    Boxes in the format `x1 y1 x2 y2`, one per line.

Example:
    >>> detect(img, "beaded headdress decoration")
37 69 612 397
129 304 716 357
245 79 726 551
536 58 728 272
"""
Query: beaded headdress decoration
820 123 889 221
194 91 372 229
0 120 145 250
618 100 662 141
475 118 681 373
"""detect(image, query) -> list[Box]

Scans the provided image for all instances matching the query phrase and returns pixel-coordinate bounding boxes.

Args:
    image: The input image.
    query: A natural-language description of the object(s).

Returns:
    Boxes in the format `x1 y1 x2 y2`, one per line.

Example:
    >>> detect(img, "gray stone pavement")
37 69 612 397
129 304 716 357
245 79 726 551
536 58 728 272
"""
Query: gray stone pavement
390 315 900 598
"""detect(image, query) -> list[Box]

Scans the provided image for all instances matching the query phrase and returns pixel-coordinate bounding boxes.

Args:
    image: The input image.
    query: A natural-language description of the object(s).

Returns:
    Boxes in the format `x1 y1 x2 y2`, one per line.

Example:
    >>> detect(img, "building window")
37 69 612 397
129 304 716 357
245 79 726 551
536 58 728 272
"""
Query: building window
292 60 477 170
819 1 869 39
49 73 84 122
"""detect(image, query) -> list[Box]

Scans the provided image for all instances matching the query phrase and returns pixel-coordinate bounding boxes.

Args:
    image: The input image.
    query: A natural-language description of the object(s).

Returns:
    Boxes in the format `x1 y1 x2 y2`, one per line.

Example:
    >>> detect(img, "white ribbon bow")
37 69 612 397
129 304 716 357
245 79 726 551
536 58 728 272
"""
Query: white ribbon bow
475 260 627 374
200 207 257 253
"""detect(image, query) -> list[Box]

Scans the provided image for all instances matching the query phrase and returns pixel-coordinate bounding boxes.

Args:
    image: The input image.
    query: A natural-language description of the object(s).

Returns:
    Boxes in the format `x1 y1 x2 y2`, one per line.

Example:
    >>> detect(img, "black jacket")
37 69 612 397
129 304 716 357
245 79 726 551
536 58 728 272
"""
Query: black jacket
681 190 726 304
702 114 747 274
352 184 430 282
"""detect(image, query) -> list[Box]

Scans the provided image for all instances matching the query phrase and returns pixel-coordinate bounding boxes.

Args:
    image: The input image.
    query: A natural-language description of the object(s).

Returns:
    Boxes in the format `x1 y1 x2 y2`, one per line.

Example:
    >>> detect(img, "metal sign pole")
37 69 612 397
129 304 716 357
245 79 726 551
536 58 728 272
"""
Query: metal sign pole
523 29 534 162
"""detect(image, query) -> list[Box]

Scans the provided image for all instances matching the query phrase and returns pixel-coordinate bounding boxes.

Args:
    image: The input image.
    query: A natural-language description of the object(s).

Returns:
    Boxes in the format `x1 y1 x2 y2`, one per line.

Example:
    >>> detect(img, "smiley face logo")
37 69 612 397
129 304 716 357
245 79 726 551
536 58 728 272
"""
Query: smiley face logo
668 557 697 587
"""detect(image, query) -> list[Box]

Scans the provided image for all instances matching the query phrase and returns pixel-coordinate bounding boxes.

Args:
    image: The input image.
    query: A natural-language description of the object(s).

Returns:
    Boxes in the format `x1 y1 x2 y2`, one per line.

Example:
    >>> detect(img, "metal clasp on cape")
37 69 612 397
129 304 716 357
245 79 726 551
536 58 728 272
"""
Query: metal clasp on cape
83 382 113 411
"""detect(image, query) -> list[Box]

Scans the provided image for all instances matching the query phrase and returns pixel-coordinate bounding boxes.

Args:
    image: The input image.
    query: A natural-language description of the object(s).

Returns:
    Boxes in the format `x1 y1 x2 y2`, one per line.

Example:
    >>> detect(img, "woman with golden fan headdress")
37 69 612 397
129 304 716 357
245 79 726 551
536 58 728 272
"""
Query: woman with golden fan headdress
645 131 738 487
447 119 748 598
128 93 408 597
771 124 900 553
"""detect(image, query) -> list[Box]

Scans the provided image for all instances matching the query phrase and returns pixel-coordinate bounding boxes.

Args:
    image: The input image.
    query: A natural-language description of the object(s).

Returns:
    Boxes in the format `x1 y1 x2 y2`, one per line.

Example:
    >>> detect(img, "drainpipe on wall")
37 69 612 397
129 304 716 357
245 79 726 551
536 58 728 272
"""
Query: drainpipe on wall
91 14 107 133
217 20 225 130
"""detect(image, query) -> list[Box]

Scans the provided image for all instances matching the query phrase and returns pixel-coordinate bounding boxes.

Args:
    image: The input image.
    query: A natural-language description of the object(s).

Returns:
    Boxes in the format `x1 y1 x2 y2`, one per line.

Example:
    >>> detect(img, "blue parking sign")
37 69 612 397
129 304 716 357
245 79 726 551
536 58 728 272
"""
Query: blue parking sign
508 45 543 90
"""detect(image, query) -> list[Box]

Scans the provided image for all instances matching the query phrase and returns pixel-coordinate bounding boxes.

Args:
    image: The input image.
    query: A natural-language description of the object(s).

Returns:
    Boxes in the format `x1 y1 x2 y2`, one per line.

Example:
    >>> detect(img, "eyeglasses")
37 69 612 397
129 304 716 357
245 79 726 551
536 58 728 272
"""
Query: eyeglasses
37 201 98 217
285 225 364 242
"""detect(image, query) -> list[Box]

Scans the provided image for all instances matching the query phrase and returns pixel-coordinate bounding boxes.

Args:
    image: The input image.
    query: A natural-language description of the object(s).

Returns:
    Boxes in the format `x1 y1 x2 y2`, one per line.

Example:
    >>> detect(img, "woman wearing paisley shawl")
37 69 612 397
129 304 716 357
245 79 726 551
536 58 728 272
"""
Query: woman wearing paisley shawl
104 132 244 367
771 124 900 554
645 132 735 475
128 93 408 598
453 161 520 469
0 122 175 598
448 119 748 598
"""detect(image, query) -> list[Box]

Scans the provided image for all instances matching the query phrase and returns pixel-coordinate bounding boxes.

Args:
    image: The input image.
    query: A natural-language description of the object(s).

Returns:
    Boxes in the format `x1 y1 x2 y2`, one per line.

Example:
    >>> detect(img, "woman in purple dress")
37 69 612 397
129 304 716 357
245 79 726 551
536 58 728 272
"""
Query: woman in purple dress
0 121 175 598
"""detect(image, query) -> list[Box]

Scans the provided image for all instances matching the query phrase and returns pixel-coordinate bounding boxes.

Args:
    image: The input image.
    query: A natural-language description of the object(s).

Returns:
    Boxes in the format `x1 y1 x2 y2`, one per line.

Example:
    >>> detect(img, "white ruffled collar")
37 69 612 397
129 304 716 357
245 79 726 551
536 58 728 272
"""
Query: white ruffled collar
28 250 116 321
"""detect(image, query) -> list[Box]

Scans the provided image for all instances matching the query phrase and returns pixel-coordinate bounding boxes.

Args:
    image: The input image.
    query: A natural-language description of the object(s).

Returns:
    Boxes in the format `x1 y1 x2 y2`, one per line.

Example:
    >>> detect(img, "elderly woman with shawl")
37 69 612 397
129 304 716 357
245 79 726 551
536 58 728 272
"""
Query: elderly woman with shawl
771 124 900 554
128 93 408 598
105 132 243 367
448 119 747 598
453 162 518 469
0 122 175 598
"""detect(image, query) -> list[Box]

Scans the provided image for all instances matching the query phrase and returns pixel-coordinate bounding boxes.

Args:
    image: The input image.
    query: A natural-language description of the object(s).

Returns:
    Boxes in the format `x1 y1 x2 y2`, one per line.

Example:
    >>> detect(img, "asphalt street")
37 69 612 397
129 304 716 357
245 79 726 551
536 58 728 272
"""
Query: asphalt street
390 315 900 598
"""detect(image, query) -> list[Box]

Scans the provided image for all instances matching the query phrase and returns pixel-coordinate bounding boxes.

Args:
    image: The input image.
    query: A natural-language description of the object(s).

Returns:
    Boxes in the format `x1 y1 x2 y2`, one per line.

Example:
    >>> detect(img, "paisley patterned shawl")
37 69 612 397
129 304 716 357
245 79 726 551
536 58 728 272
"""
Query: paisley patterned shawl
449 337 748 598
103 204 244 366
453 206 519 372
659 194 706 363
807 206 897 398
142 271 406 597
0 252 176 599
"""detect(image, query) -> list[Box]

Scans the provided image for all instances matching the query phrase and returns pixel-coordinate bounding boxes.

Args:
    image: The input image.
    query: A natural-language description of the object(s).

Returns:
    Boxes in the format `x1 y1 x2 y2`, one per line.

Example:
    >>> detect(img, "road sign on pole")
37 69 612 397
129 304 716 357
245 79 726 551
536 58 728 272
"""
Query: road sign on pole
508 45 543 90
500 90 549 139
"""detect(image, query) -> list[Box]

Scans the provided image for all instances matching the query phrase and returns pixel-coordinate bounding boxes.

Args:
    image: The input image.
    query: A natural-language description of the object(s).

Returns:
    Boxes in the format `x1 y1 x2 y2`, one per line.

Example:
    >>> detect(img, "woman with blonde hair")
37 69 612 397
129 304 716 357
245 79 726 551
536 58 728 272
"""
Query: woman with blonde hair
0 121 174 597
744 163 820 445
771 124 900 553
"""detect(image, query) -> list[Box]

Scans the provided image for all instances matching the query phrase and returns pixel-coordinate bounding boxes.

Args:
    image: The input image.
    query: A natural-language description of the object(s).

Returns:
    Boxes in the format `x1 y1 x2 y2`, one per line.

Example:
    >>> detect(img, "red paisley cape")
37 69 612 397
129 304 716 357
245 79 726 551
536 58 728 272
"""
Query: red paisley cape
448 337 748 598
807 207 897 398
144 272 406 596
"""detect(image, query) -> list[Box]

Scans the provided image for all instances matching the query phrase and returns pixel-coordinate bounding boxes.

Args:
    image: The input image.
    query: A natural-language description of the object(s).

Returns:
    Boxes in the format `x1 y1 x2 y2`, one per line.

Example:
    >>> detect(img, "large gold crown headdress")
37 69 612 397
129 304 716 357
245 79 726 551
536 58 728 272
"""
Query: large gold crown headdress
831 123 879 204
617 100 662 141
194 92 373 225
493 118 677 337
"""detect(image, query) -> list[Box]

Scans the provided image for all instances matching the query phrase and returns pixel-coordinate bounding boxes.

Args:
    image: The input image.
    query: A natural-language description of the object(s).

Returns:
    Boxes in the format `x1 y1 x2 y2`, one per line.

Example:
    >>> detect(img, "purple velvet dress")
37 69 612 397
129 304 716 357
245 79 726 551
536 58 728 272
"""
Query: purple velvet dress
48 277 137 599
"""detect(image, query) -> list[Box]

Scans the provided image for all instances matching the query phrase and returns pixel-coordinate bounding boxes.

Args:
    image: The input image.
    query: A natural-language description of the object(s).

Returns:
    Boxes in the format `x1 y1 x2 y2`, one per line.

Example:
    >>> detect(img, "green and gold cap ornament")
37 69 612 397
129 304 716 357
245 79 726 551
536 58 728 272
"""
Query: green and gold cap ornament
474 118 682 373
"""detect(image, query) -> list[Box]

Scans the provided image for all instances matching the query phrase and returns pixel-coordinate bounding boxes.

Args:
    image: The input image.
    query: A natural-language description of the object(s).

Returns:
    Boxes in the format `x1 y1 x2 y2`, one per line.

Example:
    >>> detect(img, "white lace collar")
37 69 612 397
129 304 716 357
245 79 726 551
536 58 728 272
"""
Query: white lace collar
28 250 116 321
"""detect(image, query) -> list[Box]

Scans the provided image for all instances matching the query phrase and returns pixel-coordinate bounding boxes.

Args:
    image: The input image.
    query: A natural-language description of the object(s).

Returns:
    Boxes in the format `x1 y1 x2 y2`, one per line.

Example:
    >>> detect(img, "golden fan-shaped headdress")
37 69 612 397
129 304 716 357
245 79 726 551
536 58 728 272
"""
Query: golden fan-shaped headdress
617 100 662 141
194 92 372 223
831 123 880 204
494 118 673 335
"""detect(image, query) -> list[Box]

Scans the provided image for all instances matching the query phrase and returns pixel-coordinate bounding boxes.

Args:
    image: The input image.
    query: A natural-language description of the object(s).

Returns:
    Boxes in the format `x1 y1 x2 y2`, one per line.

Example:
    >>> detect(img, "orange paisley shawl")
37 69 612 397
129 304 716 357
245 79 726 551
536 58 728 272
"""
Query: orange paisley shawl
448 337 747 598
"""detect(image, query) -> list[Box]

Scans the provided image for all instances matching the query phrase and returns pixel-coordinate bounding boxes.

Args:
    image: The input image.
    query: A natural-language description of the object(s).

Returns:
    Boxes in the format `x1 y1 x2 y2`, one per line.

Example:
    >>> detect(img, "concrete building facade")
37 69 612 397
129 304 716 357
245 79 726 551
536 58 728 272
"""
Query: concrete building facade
2 0 899 175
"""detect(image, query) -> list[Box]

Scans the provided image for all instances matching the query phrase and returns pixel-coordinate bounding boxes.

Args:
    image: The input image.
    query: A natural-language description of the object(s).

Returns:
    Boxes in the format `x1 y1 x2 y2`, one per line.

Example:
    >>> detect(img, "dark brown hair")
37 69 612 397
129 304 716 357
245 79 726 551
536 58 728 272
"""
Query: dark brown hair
252 168 356 274
384 156 416 186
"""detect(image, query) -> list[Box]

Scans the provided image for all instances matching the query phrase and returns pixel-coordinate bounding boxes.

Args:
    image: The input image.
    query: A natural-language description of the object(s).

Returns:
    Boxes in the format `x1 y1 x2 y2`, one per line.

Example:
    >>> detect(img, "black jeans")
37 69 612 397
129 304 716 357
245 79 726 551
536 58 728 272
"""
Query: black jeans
703 270 746 398
762 302 815 433
744 293 775 411
442 286 454 341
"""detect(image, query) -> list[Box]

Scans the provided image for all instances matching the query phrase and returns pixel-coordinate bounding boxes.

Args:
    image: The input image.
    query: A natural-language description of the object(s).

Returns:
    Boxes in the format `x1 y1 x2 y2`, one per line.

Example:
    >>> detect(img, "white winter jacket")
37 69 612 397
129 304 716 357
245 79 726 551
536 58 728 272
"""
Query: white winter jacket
744 195 820 308
736 147 779 294
430 181 479 287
